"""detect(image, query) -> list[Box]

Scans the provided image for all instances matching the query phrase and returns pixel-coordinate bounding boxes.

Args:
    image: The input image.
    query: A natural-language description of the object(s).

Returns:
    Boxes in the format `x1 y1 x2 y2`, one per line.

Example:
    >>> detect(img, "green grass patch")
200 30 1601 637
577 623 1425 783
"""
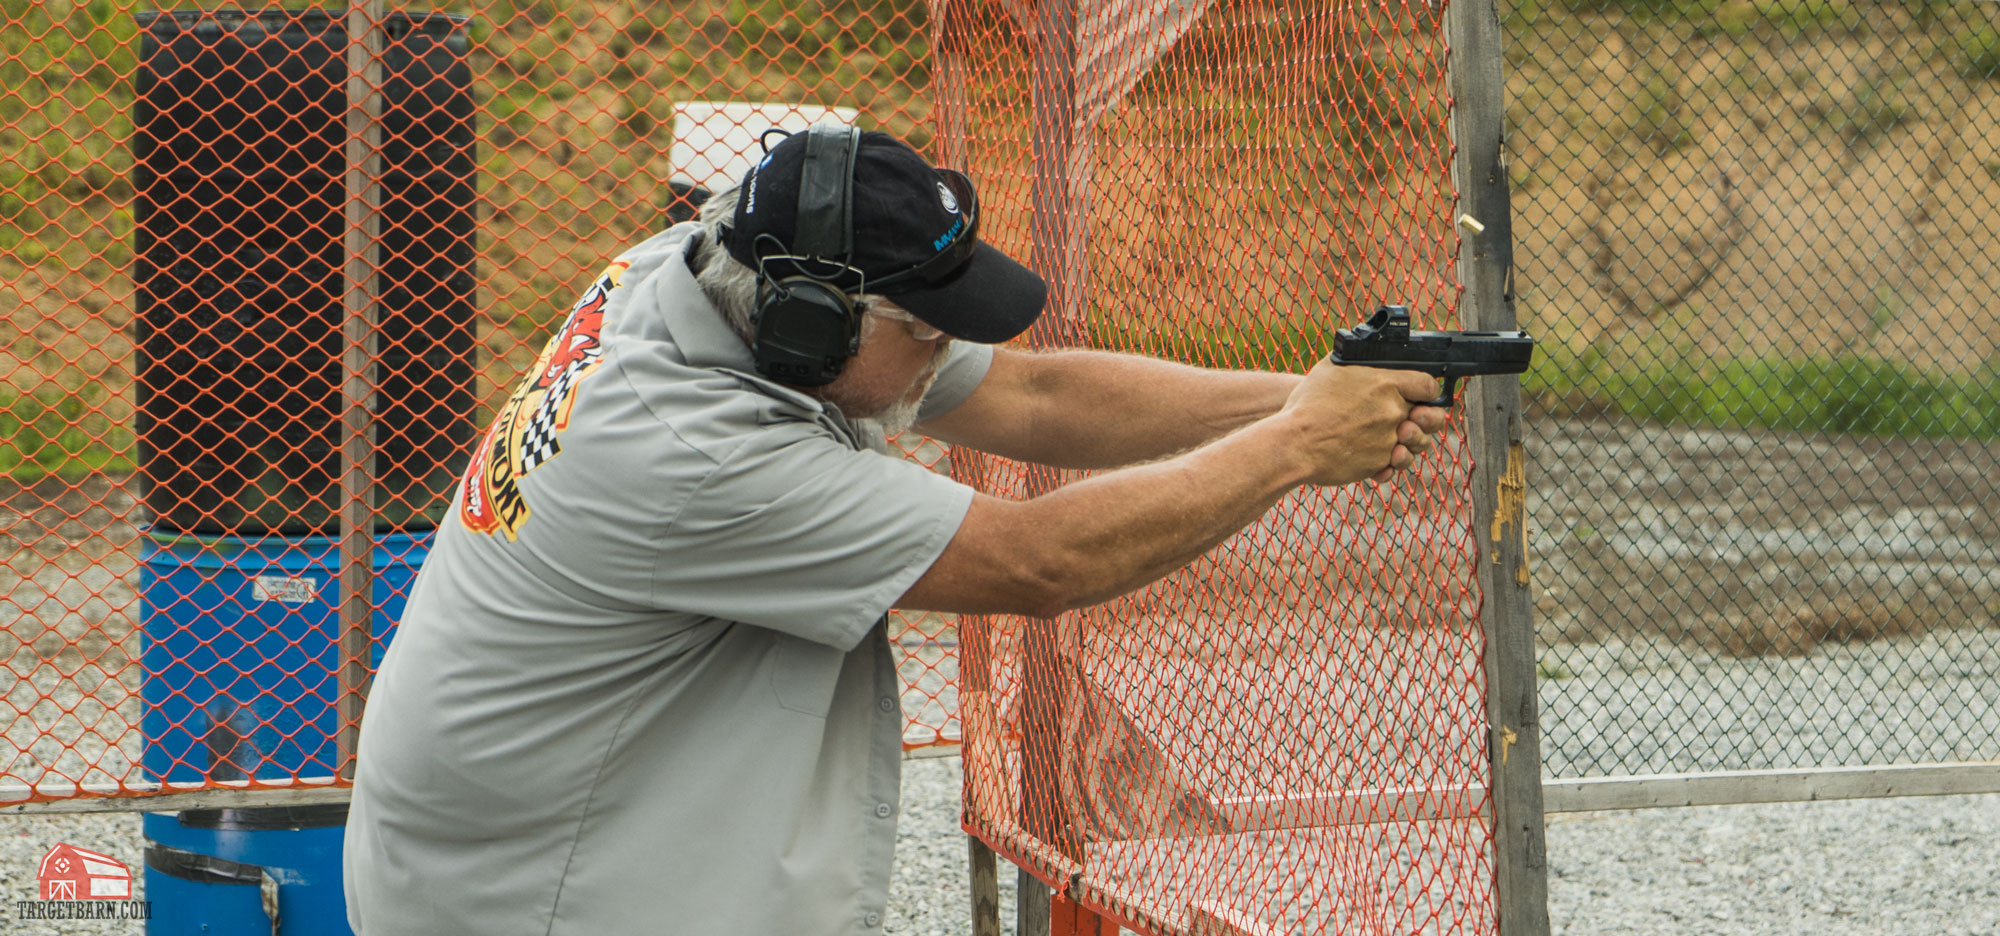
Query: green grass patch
1632 68 1695 154
1699 0 1761 36
1558 0 1860 27
1561 0 1719 19
0 387 135 481
1752 0 1862 34
1812 72 1915 146
1959 29 2000 80
1526 343 2000 439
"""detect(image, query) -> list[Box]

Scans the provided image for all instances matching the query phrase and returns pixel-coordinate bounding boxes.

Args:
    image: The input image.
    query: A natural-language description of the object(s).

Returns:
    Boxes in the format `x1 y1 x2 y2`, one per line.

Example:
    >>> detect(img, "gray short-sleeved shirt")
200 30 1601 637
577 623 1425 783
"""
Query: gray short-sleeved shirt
344 223 989 935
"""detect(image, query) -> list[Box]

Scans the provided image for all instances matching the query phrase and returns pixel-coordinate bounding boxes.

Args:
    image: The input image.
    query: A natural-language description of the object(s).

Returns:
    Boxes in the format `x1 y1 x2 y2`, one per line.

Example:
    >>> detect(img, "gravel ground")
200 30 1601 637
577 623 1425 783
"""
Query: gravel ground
2 758 1994 935
888 760 2000 936
1539 632 2000 777
1542 794 2000 936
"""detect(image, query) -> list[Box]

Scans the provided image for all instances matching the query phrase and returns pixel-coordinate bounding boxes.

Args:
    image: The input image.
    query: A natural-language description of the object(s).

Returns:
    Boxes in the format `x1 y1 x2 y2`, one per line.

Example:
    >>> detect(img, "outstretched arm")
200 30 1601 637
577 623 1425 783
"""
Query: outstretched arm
898 360 1448 617
916 346 1306 469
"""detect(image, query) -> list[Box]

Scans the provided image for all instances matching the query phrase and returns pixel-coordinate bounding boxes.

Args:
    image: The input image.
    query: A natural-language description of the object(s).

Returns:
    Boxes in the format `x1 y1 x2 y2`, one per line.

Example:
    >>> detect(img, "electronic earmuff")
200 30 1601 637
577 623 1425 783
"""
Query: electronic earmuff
749 124 865 388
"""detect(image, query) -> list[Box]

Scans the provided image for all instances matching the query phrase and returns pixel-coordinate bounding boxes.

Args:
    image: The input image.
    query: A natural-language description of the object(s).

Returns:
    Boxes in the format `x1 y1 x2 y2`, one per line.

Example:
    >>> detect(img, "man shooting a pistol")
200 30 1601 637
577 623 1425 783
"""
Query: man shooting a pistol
344 126 1448 935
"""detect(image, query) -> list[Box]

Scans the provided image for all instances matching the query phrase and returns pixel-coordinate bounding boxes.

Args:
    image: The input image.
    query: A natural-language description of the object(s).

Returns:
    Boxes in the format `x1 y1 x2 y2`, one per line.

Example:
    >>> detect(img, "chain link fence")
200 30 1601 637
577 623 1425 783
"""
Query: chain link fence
1507 0 2000 781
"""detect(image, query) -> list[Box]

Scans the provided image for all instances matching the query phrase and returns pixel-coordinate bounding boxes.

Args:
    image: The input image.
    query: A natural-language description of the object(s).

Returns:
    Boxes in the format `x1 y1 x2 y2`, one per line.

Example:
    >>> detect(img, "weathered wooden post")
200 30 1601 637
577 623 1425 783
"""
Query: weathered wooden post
1447 0 1551 931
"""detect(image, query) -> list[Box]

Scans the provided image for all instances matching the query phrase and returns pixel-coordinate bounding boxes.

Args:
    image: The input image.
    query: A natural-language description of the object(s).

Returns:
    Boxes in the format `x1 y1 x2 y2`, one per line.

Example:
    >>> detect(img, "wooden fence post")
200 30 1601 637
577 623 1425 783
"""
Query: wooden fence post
338 0 385 782
1023 0 1109 932
1447 0 1551 933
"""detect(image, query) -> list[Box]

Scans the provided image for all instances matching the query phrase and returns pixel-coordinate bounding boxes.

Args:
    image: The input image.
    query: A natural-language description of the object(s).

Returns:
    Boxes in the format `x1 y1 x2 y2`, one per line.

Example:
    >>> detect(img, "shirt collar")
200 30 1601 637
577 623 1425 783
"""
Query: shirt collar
654 227 842 422
656 234 759 374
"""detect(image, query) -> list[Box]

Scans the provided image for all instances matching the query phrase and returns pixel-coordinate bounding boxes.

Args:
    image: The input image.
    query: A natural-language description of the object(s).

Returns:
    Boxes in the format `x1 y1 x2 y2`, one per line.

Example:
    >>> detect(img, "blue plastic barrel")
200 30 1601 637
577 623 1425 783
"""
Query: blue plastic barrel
140 530 429 783
144 806 351 936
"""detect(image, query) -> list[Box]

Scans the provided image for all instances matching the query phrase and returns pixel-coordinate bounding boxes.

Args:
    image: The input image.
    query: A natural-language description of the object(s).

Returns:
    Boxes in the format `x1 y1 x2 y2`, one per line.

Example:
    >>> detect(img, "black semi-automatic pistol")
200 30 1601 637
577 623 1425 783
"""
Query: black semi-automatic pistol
1326 305 1536 407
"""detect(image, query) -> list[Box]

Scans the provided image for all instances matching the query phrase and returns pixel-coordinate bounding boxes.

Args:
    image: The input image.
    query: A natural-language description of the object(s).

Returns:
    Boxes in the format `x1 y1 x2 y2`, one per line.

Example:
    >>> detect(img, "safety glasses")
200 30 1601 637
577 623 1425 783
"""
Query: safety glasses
864 303 948 342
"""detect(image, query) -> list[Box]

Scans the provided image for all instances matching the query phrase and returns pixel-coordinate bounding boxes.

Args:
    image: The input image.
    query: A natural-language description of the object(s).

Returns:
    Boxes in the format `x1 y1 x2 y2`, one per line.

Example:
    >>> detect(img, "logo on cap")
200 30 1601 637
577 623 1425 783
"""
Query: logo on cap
937 181 959 214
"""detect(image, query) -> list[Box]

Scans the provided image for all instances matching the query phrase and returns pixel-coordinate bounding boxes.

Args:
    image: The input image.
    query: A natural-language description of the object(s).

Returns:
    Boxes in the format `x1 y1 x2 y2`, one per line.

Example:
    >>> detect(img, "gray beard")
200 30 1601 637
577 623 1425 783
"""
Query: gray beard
870 395 925 438
860 353 945 438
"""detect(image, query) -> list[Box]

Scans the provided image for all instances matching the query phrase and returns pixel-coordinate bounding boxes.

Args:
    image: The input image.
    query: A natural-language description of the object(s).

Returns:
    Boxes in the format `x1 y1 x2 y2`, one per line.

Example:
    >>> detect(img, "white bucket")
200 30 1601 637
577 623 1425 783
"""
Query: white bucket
670 101 861 193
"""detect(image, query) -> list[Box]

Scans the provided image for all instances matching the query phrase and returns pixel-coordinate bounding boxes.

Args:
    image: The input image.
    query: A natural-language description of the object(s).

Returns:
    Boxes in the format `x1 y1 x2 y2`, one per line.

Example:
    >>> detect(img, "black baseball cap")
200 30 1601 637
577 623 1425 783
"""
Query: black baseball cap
722 127 1046 344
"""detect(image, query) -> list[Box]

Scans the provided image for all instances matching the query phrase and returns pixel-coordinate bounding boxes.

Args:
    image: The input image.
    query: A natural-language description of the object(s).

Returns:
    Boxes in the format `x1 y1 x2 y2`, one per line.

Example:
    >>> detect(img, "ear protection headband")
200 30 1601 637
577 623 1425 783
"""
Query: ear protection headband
749 124 865 387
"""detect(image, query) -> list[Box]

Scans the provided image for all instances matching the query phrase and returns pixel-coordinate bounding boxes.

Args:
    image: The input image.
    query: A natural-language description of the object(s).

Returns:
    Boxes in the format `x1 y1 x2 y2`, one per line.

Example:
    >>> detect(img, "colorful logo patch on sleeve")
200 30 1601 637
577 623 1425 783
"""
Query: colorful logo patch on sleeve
460 260 629 539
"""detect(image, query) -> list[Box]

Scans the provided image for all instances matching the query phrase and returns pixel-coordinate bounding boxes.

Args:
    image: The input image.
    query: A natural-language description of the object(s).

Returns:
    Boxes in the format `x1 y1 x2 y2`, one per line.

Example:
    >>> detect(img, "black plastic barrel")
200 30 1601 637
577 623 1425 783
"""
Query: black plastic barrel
134 9 476 534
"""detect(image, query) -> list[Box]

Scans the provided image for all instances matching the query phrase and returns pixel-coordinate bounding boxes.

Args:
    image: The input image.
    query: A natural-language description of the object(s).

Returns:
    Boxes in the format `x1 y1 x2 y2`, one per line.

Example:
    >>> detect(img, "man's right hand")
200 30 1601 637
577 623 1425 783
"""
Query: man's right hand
1276 361 1449 487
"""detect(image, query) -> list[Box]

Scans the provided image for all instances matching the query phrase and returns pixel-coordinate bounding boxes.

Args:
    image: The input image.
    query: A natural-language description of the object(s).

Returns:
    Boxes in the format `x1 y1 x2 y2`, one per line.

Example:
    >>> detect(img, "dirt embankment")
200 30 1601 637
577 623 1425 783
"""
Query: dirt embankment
1509 7 2000 375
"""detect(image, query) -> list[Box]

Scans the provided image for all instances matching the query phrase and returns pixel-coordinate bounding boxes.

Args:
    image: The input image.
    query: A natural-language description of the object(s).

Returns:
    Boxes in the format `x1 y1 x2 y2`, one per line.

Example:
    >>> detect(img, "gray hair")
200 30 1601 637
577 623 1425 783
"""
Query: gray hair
689 184 893 347
691 185 760 341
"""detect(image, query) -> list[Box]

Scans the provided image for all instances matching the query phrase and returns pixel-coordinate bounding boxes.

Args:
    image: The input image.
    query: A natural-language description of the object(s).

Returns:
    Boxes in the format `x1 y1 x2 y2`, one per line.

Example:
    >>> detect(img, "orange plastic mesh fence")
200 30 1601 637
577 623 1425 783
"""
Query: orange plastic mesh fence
0 0 959 802
2 5 1500 928
941 1 1498 933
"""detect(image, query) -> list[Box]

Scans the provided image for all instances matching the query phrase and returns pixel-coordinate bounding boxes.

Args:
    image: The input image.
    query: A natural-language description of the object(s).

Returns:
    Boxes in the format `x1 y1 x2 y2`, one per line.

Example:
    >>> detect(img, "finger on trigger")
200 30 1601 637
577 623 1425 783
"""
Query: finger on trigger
1396 372 1442 403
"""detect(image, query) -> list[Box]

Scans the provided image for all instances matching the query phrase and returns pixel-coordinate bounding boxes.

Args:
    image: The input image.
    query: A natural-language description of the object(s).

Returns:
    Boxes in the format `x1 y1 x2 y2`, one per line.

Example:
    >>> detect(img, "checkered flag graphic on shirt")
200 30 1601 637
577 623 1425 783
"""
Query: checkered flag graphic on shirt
518 366 578 472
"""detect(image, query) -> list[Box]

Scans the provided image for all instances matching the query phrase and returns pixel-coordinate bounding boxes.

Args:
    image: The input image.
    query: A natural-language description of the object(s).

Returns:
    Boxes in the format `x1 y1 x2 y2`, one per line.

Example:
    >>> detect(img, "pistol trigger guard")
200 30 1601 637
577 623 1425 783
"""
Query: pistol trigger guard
1430 376 1460 409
